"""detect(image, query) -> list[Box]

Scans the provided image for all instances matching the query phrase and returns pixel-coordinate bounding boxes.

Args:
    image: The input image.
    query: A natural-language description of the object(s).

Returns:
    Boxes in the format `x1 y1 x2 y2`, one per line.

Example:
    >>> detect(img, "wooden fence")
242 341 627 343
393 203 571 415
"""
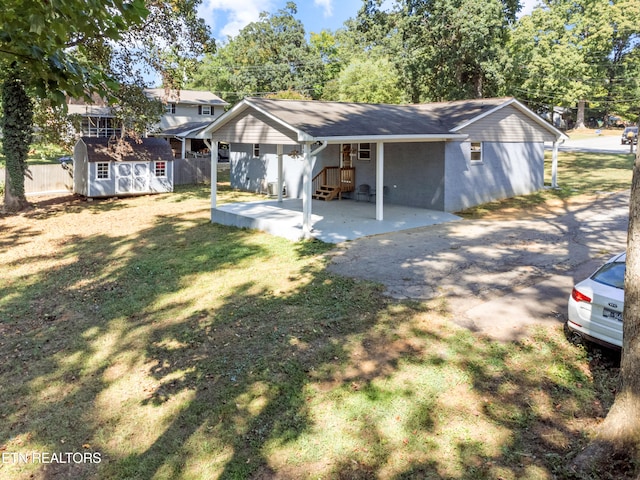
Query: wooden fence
0 158 228 196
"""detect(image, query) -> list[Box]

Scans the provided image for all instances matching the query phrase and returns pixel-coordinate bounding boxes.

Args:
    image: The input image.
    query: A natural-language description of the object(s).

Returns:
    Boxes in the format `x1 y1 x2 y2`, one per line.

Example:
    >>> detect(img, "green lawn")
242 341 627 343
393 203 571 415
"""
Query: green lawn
459 150 635 218
0 151 634 479
0 142 71 168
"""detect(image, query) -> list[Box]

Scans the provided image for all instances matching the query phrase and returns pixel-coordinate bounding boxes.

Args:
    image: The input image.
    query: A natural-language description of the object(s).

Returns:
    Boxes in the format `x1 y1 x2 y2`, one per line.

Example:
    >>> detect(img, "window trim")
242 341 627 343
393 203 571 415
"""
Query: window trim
358 143 371 161
154 161 167 178
253 144 260 157
165 103 176 114
470 141 483 164
96 162 110 180
200 105 212 115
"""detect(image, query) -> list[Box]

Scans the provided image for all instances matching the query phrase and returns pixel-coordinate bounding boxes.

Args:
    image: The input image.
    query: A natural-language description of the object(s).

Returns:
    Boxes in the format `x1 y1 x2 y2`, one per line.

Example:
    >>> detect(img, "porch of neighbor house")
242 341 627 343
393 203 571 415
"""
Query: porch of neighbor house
211 198 461 243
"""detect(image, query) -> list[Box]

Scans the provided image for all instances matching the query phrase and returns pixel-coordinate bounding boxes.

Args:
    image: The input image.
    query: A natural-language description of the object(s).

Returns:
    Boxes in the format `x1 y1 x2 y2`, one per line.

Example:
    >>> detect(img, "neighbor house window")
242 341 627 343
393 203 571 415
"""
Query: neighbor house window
96 162 109 180
253 144 260 157
154 161 167 177
358 143 371 160
165 103 176 114
199 105 212 115
470 142 483 163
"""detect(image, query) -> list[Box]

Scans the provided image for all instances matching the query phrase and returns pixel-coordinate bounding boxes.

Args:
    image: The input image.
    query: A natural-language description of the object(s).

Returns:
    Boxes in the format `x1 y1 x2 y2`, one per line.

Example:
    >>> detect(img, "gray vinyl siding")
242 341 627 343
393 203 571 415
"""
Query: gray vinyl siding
158 104 223 130
443 141 544 212
345 143 445 210
230 144 313 198
80 161 173 197
457 106 558 143
214 110 299 144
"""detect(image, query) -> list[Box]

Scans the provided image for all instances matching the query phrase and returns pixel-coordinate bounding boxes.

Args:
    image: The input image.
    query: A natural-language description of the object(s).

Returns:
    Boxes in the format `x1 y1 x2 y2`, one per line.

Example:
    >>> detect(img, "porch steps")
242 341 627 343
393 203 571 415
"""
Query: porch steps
312 185 341 201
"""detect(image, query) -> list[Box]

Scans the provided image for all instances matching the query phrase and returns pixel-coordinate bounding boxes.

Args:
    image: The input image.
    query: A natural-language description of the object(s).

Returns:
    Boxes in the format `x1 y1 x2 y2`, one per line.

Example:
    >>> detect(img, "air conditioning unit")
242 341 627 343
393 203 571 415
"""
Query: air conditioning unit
267 182 286 197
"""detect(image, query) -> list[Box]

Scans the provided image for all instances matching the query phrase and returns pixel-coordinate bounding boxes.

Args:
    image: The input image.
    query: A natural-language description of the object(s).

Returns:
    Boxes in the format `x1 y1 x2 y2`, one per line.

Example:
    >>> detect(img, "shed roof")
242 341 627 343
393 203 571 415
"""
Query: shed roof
201 96 566 143
80 137 174 163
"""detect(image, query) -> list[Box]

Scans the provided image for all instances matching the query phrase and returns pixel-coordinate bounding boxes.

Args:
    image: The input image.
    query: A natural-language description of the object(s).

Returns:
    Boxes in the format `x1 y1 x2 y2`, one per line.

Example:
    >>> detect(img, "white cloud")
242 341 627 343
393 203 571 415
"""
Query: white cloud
198 0 275 39
314 0 333 17
519 0 539 17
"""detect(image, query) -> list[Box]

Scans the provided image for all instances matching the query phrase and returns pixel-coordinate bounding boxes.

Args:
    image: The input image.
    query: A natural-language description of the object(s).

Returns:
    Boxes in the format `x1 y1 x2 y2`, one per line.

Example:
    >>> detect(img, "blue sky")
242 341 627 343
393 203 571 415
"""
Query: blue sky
199 0 539 43
198 0 364 41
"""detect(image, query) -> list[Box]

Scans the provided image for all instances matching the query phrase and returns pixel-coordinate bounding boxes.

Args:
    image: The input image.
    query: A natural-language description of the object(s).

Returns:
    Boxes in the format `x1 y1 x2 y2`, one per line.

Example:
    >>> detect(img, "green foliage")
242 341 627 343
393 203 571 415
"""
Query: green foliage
1 71 32 207
188 3 329 102
507 0 640 120
323 55 405 103
110 85 165 137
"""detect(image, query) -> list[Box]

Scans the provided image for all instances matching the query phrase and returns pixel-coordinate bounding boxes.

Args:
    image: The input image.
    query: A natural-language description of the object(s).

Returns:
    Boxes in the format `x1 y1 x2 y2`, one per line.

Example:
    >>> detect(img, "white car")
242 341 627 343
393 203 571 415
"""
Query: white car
567 252 626 349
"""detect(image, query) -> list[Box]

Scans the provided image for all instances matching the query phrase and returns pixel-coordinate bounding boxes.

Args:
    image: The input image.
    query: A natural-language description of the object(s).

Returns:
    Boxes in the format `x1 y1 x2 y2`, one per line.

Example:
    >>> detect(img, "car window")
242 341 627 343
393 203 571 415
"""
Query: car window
592 262 626 289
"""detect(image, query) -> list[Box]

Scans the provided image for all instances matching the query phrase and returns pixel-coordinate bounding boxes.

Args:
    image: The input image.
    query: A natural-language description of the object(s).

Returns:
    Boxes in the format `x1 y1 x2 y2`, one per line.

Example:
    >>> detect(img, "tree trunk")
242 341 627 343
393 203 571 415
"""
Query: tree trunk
575 99 587 129
3 168 30 211
1 70 33 212
572 146 640 475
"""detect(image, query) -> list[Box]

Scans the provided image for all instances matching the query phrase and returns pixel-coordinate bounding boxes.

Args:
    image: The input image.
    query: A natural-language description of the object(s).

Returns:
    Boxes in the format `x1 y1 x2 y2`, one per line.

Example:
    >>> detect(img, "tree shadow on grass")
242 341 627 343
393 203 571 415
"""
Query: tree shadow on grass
0 197 630 479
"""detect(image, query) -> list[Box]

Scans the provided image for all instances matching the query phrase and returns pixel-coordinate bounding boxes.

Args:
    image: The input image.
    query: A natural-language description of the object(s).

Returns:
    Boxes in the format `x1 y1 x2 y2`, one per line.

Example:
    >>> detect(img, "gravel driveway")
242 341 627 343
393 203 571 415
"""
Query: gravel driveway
327 191 630 342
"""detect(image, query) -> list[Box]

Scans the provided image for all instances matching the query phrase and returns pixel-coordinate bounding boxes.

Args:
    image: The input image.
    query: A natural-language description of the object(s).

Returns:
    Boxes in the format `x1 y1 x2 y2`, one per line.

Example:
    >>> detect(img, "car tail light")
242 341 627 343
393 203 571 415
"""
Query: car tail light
572 287 592 303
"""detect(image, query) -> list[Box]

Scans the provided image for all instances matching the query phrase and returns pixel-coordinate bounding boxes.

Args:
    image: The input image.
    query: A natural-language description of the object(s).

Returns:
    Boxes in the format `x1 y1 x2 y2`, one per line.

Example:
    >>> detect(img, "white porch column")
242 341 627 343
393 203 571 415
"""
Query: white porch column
181 137 186 159
277 144 284 202
551 141 559 188
376 141 384 220
210 140 218 213
302 143 313 235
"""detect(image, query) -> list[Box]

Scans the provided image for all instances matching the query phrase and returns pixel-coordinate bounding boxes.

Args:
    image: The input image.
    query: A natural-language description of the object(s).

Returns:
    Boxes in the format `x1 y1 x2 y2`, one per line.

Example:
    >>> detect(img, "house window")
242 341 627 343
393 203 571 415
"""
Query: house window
96 162 110 180
470 142 483 164
199 105 212 115
154 161 167 177
358 143 371 161
253 144 260 157
165 103 176 114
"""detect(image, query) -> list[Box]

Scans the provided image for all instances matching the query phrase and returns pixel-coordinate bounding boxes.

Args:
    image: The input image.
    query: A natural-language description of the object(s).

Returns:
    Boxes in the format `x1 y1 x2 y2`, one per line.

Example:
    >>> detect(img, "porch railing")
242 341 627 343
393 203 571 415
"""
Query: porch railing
312 167 355 195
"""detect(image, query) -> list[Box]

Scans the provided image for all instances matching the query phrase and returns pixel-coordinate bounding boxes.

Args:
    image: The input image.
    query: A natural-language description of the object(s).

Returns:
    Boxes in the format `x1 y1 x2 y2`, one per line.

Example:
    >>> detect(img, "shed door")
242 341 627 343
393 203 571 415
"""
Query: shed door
115 162 149 193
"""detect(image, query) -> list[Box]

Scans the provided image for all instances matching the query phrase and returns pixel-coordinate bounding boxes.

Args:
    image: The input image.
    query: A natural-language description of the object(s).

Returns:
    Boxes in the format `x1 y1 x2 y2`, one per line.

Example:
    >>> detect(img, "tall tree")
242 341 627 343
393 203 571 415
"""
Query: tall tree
189 2 324 103
507 0 640 127
1 0 212 210
350 0 519 102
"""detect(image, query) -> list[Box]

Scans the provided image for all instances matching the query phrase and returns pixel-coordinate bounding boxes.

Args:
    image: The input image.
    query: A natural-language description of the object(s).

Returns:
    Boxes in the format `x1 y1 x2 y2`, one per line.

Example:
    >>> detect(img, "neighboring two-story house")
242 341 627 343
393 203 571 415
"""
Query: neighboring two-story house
67 89 229 158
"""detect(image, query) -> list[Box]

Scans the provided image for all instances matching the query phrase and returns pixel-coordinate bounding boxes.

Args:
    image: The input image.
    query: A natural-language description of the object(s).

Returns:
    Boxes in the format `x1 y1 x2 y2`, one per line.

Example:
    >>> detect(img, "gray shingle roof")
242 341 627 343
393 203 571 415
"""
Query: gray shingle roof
245 97 512 137
145 89 228 106
153 121 212 137
81 137 174 163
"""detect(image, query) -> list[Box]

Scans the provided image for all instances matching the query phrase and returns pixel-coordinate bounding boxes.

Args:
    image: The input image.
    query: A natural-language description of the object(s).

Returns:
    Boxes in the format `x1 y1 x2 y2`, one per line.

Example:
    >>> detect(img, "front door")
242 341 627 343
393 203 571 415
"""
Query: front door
341 144 353 168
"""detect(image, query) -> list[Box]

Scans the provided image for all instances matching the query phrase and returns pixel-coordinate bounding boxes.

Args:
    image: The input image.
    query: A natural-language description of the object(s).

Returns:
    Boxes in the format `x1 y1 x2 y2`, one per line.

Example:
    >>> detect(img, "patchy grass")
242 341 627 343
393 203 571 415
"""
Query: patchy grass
0 180 628 479
459 151 634 219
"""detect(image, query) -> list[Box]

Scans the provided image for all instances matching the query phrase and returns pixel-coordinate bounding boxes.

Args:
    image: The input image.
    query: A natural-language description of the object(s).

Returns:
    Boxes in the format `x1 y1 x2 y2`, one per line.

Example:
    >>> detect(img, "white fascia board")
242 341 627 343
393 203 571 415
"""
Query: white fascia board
315 134 468 144
451 98 569 141
198 98 311 142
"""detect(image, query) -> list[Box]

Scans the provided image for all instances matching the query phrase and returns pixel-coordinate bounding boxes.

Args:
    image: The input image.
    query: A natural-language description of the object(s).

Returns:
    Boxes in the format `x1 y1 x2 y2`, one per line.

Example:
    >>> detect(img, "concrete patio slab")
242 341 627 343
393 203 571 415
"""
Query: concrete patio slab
212 198 461 243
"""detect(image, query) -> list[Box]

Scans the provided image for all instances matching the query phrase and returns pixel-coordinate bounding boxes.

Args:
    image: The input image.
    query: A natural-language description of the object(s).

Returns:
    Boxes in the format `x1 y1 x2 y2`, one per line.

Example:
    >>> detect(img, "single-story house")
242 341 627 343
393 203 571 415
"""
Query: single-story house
199 97 567 236
73 137 174 198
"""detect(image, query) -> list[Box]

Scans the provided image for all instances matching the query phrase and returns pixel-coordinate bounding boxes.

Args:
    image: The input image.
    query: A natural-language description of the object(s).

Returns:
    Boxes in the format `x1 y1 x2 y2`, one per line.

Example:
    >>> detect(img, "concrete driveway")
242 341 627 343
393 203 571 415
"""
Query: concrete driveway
327 191 630 342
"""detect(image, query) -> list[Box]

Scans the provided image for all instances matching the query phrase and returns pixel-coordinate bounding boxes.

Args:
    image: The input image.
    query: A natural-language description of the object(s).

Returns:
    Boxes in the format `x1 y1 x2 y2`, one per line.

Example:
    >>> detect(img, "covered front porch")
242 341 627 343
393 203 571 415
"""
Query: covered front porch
212 198 461 243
